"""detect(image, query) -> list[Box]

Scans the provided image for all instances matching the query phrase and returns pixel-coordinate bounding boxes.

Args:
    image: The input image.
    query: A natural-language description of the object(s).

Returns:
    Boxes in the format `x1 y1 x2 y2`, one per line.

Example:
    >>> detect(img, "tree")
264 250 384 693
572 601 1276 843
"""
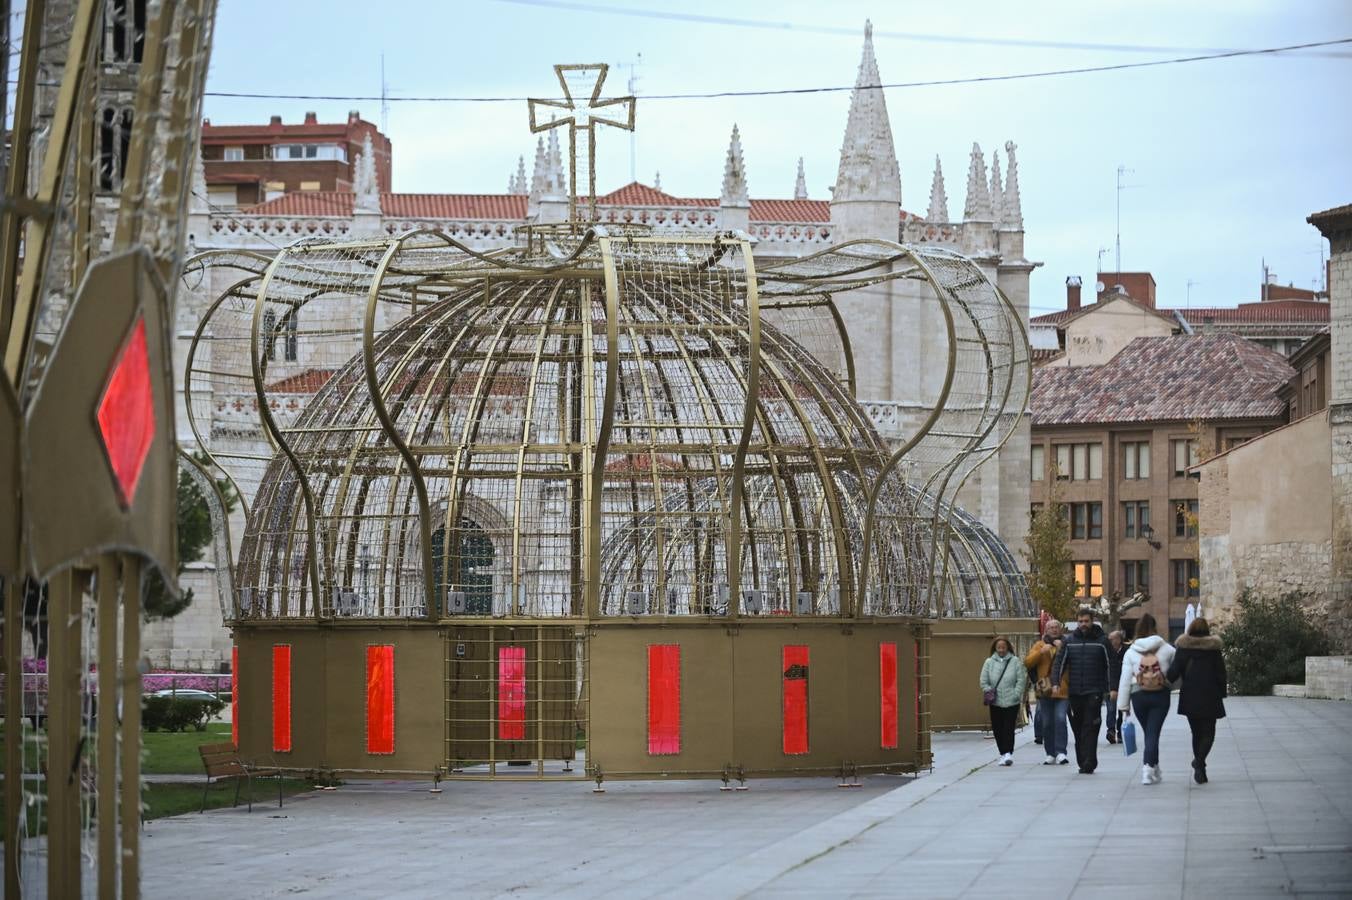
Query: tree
143 457 238 619
19 455 238 655
1022 465 1079 622
1221 590 1332 695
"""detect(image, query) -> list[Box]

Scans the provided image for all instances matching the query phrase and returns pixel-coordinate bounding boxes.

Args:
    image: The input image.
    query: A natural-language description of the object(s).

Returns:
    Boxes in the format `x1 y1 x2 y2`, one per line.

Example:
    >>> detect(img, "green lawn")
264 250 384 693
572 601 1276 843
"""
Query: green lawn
1 722 314 836
1 777 313 837
141 722 236 774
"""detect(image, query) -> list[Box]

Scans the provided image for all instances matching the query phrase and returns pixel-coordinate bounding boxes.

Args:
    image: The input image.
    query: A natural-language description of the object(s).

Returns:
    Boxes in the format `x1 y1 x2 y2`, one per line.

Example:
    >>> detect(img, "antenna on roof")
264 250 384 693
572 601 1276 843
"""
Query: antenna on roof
622 53 643 183
380 53 390 134
1115 164 1135 274
1186 279 1199 308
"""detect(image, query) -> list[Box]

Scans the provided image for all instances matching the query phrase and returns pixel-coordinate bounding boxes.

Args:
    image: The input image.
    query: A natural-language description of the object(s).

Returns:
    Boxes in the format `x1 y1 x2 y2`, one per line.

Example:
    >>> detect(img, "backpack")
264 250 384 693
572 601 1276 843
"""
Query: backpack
1135 651 1167 691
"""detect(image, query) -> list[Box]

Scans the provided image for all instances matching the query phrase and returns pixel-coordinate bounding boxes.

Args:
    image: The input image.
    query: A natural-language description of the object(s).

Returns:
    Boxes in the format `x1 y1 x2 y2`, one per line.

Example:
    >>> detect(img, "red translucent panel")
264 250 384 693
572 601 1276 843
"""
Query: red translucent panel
498 646 526 741
782 645 809 755
646 644 681 755
366 645 395 754
880 642 898 749
272 644 292 753
96 315 156 508
231 645 239 748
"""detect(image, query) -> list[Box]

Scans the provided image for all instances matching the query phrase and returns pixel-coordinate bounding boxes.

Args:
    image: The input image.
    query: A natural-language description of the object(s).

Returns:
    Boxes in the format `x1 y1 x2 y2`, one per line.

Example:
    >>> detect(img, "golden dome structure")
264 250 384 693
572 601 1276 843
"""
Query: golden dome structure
181 64 1031 782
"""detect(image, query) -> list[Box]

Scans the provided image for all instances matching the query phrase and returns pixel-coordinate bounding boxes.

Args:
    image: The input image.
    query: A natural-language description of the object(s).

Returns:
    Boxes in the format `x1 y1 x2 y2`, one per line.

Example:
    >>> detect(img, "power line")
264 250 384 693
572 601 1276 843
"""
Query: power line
492 0 1352 60
189 37 1352 104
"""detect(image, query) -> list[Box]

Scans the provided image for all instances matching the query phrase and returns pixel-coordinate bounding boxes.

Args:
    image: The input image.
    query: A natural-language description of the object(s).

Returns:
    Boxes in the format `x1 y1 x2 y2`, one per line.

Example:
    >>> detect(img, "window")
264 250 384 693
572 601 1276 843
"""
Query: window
1073 562 1103 599
223 146 244 161
1054 442 1102 480
284 313 299 362
1172 439 1199 477
1029 502 1043 521
1065 502 1102 540
97 107 133 192
262 310 277 362
1123 501 1151 538
1055 444 1070 479
1173 499 1198 538
1123 560 1150 596
1030 444 1045 482
105 0 147 64
1123 441 1150 479
273 143 346 161
299 181 322 191
1172 559 1200 598
1224 436 1250 451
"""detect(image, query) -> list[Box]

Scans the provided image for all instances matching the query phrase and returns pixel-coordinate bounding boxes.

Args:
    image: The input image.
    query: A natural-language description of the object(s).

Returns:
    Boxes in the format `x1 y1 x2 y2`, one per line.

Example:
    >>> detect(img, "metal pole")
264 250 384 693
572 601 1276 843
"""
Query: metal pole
97 554 119 898
46 567 82 900
120 554 142 900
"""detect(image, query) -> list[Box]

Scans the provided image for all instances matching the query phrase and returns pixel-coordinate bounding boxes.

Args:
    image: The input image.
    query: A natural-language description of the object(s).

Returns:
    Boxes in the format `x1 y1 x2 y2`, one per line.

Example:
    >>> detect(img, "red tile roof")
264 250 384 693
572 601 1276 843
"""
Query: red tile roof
244 192 530 220
266 369 336 394
1031 333 1294 426
240 182 909 225
1170 300 1330 325
1029 294 1178 328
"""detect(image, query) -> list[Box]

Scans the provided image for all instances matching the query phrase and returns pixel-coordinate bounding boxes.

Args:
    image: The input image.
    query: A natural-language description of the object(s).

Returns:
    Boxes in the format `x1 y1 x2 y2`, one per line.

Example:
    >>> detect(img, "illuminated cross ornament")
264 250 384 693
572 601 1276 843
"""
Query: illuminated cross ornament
529 64 635 224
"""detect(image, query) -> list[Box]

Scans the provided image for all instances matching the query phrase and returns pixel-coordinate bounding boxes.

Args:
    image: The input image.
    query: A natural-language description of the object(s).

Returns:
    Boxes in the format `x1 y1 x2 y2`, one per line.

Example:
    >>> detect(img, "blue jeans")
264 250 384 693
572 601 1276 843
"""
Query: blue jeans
1104 695 1121 738
1037 697 1069 757
1130 690 1170 767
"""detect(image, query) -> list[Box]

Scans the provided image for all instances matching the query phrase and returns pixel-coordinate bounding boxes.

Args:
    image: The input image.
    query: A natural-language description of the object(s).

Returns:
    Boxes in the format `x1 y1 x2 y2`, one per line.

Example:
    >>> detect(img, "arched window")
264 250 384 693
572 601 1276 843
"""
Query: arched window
104 0 147 63
262 310 277 362
431 517 496 614
97 106 134 192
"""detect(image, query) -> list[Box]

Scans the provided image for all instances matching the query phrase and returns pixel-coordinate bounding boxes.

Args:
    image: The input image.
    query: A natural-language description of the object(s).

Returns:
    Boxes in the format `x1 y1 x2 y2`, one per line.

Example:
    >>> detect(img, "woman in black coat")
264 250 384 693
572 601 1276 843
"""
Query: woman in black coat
1167 617 1227 784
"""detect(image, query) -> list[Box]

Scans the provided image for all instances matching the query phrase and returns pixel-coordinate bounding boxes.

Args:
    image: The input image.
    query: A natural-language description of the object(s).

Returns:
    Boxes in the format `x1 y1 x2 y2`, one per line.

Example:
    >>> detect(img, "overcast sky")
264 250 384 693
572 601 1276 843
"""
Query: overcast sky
202 0 1352 315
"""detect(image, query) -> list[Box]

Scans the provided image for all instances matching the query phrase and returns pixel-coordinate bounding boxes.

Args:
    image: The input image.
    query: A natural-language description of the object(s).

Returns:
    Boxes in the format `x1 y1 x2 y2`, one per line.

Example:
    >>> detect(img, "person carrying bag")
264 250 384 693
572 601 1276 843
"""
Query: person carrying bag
980 636 1028 766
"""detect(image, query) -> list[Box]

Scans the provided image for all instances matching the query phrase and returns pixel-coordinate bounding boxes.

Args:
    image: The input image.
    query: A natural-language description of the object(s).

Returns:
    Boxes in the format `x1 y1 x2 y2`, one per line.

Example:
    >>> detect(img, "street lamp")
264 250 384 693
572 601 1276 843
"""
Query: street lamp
1141 524 1161 551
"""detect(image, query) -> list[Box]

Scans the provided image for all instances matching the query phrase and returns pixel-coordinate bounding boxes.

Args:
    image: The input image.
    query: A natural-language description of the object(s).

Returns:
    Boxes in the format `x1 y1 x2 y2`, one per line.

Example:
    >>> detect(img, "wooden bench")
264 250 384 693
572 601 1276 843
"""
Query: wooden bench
198 743 283 813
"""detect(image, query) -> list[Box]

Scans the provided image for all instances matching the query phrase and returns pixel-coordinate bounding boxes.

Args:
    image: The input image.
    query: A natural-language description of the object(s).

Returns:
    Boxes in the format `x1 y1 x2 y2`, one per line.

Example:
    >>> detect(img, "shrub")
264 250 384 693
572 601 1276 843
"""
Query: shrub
142 695 226 732
1221 591 1332 695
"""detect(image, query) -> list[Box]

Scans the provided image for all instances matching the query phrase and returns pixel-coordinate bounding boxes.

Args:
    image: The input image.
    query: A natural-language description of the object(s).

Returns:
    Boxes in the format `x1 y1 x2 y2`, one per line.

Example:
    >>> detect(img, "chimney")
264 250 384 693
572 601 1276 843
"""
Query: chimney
1066 275 1082 312
304 111 318 125
269 114 282 126
348 110 361 125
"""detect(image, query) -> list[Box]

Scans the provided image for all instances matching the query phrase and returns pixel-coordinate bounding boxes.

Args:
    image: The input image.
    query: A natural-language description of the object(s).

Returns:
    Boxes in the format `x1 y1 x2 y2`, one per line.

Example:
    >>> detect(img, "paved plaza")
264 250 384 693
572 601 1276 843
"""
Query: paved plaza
141 696 1352 899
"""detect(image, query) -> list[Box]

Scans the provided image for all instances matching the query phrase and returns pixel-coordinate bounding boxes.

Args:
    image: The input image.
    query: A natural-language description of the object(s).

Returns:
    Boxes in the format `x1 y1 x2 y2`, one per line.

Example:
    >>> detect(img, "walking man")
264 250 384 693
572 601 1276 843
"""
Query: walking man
1053 607 1112 774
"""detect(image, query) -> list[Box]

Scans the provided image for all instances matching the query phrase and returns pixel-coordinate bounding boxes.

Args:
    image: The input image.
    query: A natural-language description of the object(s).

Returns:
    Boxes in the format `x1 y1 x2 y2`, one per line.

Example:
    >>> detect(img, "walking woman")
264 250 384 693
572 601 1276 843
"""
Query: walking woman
981 636 1028 766
1118 613 1176 784
1025 620 1071 765
1167 617 1227 784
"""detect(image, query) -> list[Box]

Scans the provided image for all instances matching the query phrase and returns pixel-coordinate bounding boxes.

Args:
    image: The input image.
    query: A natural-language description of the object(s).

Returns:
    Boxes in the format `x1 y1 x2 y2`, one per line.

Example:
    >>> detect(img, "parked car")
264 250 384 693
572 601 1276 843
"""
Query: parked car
147 688 221 703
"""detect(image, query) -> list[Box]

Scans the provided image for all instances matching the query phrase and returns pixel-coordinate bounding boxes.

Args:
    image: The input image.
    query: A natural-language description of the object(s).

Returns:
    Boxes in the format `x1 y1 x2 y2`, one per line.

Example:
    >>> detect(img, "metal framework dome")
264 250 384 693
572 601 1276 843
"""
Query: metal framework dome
184 227 1032 623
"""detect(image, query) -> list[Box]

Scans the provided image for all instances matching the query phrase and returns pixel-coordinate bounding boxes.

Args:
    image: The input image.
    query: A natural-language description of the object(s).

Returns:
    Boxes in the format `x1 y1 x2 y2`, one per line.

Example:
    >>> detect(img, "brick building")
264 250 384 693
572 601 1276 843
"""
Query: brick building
1030 333 1293 637
1031 270 1330 365
200 110 392 207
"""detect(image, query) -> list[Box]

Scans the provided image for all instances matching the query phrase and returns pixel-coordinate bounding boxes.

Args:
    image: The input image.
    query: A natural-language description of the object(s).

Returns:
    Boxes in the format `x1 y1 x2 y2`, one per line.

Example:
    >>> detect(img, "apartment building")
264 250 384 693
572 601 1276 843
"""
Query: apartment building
1030 333 1293 637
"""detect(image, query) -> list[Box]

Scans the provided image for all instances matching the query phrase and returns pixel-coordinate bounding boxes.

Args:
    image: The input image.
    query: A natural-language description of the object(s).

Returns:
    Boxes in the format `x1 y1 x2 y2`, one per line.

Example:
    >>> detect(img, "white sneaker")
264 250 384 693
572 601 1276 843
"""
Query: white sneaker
1152 765 1162 783
1056 753 1069 765
1002 754 1013 766
1043 756 1056 765
1142 765 1154 785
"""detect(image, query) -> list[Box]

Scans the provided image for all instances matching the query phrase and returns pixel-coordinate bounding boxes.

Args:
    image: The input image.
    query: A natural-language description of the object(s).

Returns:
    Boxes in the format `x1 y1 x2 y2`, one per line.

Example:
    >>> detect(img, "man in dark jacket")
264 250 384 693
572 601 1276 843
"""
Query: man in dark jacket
1104 630 1126 743
1053 607 1112 774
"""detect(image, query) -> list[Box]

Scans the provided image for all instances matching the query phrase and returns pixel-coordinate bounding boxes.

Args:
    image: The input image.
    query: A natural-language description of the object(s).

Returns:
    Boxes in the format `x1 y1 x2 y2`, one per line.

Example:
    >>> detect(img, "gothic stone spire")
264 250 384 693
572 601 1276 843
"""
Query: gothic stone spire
794 157 808 200
353 133 381 214
832 20 901 204
963 142 992 222
1001 140 1024 230
544 124 566 196
988 148 1004 226
721 124 750 206
510 155 528 194
926 155 948 224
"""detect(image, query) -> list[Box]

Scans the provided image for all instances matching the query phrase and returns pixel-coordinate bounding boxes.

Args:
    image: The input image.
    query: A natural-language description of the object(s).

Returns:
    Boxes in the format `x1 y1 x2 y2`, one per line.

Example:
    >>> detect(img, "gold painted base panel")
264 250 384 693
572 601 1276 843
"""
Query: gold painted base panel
233 620 933 780
928 617 1039 731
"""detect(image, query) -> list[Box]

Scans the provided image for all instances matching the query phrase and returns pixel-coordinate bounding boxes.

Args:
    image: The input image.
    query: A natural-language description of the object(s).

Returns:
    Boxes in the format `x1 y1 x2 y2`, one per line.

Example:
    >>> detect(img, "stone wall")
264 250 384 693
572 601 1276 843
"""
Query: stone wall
1198 411 1334 633
1310 205 1352 652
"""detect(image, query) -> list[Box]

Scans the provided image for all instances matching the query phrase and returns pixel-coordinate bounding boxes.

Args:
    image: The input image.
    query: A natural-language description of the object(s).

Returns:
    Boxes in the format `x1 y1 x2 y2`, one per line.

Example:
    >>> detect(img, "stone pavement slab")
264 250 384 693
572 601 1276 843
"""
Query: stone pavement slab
135 697 1352 899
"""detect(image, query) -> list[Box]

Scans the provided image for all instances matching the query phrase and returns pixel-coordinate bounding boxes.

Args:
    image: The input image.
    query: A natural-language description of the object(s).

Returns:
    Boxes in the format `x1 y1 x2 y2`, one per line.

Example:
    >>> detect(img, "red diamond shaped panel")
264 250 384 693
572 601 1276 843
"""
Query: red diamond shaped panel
96 314 156 508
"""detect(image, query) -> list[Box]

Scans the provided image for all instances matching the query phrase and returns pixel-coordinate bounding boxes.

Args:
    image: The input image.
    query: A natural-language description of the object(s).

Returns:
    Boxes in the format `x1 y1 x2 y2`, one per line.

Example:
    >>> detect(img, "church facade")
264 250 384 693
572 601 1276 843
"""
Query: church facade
169 23 1037 668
